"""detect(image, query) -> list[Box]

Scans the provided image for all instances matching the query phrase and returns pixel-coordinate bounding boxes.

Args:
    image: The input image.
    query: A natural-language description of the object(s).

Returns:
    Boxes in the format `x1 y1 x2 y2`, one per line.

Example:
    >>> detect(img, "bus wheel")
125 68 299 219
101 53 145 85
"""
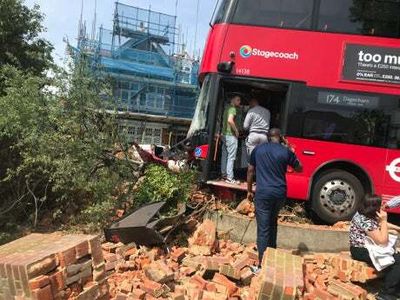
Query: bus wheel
312 170 364 224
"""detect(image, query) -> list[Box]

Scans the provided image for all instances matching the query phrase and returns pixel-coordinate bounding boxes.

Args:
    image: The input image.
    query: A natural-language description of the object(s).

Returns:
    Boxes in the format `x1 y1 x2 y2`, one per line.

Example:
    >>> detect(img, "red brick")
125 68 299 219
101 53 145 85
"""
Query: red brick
89 237 104 267
170 248 186 262
31 285 53 300
58 247 77 268
170 291 185 300
131 288 146 299
103 253 117 262
144 261 174 283
219 264 241 280
305 263 315 274
142 279 164 297
185 285 203 300
101 242 118 253
75 241 89 259
202 290 228 300
203 256 230 272
214 283 229 296
174 285 185 295
120 280 133 294
48 269 66 295
303 292 317 300
188 220 217 256
27 256 58 279
124 248 137 260
76 282 100 300
189 274 208 290
105 260 117 272
232 254 251 272
337 270 348 282
136 256 151 270
327 279 367 299
212 273 237 297
116 243 136 260
98 281 110 298
314 277 327 291
206 282 217 292
115 293 128 300
93 264 106 282
314 288 337 300
28 275 50 290
116 261 130 273
246 250 259 262
240 267 254 285
315 255 326 267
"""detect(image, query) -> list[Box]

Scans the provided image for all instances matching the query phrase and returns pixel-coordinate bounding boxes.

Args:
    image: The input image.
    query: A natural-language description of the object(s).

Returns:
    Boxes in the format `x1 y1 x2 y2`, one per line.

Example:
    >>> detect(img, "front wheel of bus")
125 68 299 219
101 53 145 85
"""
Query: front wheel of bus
312 170 364 224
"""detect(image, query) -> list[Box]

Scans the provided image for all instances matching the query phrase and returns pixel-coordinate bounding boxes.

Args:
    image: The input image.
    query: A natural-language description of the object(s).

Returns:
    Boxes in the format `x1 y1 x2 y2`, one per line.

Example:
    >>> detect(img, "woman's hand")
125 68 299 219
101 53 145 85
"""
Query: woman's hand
377 209 388 222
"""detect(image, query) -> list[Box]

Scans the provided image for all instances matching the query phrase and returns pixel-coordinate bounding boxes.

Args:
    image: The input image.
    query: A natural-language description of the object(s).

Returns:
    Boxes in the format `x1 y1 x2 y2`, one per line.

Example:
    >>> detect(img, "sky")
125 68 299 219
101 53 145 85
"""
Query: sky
24 0 217 65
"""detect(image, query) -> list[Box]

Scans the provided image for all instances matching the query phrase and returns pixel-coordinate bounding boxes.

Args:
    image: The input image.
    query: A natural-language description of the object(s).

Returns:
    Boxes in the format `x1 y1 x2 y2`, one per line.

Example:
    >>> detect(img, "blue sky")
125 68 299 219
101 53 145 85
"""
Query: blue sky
24 0 216 65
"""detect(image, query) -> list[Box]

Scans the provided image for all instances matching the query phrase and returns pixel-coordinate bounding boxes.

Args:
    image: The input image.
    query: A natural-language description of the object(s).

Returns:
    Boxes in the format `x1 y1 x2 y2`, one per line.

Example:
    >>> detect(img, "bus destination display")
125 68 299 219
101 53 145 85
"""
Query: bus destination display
342 44 400 86
318 91 379 109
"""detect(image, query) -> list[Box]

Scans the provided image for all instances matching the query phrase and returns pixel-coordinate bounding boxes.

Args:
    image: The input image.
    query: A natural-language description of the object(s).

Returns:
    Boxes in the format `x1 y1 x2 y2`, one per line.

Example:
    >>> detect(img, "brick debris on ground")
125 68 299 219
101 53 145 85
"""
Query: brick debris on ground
0 233 109 300
0 219 379 300
102 220 379 300
302 253 379 300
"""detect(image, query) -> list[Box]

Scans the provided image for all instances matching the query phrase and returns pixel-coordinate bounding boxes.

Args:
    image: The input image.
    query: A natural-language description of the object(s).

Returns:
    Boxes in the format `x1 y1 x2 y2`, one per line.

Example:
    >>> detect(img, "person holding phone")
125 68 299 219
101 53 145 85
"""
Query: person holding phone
246 128 302 266
349 194 400 300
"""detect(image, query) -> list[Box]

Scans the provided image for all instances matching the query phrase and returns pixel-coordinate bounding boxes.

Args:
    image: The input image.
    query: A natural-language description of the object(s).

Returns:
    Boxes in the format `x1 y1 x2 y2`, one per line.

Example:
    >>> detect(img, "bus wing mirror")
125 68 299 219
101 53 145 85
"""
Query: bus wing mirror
217 61 235 74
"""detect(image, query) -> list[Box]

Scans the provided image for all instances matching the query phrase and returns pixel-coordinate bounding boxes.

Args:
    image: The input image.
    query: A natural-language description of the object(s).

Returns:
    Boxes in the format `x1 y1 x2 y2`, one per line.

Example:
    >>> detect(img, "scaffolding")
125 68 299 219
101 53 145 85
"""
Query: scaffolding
76 2 199 120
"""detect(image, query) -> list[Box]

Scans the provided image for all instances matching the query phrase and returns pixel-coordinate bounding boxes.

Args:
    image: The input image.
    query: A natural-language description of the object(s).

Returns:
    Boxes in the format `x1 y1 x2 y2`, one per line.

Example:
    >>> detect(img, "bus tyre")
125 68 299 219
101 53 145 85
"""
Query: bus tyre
312 170 364 224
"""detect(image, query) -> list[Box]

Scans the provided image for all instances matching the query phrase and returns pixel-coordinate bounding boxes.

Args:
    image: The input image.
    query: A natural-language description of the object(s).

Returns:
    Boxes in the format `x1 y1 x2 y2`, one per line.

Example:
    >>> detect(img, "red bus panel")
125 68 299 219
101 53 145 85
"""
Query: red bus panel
201 24 400 95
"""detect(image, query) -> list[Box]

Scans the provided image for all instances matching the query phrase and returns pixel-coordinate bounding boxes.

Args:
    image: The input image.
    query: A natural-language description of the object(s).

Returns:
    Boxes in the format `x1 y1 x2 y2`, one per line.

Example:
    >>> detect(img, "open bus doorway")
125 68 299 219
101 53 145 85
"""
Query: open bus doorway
211 78 290 185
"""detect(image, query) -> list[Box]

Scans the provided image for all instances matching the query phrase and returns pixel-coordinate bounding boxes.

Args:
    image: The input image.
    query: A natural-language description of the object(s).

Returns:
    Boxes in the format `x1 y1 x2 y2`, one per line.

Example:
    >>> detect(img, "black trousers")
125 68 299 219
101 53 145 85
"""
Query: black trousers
255 197 285 264
351 246 400 295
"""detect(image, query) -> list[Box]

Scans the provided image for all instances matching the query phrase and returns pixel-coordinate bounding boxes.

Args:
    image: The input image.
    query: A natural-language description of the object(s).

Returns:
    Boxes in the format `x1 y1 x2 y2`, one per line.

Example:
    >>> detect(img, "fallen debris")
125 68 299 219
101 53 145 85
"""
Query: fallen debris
0 219 379 300
103 220 378 300
302 252 379 299
188 219 217 256
251 248 304 300
235 198 255 217
0 233 109 300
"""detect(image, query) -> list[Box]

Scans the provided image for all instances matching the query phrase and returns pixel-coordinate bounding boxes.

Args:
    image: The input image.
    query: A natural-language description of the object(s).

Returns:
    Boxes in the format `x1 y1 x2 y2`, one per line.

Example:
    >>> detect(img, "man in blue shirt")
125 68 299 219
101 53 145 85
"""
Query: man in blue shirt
247 128 302 265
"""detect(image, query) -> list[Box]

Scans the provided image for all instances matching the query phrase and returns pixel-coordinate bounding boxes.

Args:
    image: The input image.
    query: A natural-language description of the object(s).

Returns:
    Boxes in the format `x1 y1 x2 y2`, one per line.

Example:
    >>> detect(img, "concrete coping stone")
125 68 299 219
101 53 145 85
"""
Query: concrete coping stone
205 210 350 253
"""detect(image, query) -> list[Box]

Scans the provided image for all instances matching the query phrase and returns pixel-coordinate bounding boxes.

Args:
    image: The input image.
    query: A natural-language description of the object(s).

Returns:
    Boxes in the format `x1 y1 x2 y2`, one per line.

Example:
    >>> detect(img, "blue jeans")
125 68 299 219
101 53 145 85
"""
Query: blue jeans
255 196 285 265
220 135 238 180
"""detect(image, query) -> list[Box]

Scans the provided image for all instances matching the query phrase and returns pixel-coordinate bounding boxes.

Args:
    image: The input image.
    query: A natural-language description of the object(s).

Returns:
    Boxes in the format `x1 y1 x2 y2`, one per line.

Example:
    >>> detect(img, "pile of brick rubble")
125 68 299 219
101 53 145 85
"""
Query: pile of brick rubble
0 219 380 300
104 220 378 300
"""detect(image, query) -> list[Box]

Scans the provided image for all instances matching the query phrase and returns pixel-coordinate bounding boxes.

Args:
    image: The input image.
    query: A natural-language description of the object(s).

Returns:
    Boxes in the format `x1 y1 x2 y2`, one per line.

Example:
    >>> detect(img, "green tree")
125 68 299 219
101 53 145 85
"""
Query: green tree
0 60 137 242
0 0 53 77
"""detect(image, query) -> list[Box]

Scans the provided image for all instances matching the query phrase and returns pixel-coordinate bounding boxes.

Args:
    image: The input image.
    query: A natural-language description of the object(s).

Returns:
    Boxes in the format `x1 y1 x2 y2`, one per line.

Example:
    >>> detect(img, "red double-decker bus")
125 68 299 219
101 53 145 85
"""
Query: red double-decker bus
187 0 400 223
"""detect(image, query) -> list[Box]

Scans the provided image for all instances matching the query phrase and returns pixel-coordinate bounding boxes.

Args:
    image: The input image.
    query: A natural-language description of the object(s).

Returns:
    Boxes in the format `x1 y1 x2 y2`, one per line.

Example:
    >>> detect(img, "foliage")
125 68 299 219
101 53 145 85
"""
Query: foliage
135 164 198 208
0 0 53 81
0 61 136 240
0 1 198 243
